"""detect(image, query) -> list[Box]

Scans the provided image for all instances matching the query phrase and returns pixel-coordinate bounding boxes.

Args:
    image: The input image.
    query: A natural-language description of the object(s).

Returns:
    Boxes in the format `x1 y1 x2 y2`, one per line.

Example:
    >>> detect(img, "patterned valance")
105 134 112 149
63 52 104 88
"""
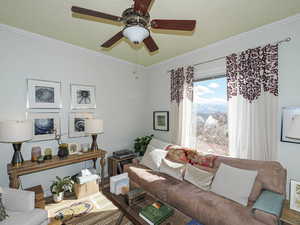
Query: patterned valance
226 44 279 102
170 66 194 104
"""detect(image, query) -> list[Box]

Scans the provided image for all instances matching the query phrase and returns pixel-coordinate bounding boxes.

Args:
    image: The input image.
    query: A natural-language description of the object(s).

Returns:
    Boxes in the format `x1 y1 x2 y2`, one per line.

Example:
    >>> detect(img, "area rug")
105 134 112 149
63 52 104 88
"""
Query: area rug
46 192 133 225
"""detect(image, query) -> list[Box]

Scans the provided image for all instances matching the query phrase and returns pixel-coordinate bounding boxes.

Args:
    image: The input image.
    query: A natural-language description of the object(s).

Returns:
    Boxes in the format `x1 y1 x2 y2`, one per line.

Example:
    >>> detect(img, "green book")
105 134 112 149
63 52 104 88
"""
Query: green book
139 201 173 225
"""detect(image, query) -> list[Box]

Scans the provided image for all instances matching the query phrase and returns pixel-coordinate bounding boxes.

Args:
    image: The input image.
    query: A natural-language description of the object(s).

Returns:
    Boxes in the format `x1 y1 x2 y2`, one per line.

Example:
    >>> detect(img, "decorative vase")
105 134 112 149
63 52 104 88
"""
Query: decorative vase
44 148 53 160
31 146 42 162
58 144 69 159
53 192 64 203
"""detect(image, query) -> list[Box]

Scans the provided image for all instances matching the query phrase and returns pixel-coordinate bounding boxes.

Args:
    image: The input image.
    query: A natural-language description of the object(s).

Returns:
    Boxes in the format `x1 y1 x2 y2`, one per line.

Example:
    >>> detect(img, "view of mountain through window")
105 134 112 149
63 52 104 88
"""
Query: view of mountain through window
193 76 228 156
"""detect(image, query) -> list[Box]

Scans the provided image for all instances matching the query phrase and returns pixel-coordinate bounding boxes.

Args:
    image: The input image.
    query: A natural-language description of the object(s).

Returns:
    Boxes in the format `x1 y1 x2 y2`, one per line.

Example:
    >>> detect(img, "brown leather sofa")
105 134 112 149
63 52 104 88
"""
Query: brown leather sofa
125 141 286 225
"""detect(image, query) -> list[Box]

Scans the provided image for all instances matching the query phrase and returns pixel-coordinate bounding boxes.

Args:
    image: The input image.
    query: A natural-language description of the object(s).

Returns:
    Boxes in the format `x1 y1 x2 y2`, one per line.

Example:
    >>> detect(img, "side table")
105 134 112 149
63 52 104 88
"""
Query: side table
280 200 300 225
108 155 136 177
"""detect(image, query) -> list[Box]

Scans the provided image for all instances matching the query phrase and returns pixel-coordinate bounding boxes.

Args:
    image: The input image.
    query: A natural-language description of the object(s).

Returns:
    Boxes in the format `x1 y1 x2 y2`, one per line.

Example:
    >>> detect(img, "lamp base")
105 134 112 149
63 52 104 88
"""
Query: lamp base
12 143 24 167
91 134 99 151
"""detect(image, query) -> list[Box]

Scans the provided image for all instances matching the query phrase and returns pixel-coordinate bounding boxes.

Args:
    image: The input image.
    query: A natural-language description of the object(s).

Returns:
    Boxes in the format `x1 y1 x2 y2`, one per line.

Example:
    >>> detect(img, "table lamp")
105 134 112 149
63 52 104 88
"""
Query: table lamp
85 118 103 151
286 115 300 140
0 120 33 166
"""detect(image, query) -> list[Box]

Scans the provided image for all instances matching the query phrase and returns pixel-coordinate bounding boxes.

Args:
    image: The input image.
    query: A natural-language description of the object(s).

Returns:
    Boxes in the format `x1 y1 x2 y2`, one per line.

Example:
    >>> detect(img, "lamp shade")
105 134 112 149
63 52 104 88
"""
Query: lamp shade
0 120 33 143
123 26 149 44
286 115 300 139
85 119 103 134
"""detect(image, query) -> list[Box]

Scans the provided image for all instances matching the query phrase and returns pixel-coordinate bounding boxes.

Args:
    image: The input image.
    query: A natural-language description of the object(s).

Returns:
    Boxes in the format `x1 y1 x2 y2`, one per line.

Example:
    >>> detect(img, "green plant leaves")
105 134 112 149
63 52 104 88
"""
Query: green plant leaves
134 134 154 155
51 176 74 194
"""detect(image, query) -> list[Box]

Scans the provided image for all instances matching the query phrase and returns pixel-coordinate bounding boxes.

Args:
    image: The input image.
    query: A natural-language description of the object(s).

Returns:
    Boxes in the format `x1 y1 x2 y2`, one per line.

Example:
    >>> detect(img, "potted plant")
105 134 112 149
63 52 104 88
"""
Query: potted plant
134 135 154 156
50 176 74 203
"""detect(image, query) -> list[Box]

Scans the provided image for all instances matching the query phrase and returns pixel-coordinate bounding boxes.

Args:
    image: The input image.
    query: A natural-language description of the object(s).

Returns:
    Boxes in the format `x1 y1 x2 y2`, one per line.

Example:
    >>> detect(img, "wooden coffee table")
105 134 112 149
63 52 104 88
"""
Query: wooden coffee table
102 186 191 225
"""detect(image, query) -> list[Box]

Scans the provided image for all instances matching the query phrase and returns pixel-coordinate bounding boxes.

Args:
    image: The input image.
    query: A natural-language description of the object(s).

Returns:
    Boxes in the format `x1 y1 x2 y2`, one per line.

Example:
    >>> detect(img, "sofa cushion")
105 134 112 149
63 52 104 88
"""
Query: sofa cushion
159 158 185 181
253 209 278 225
214 156 286 201
211 163 257 206
125 163 181 201
1 188 35 212
3 209 48 225
184 164 214 191
140 148 167 171
167 182 265 225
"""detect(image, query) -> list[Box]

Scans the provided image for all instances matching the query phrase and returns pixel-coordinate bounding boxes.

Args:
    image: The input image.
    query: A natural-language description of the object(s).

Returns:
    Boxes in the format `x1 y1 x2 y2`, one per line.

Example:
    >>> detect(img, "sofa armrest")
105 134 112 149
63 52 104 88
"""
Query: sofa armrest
252 190 284 219
2 187 35 212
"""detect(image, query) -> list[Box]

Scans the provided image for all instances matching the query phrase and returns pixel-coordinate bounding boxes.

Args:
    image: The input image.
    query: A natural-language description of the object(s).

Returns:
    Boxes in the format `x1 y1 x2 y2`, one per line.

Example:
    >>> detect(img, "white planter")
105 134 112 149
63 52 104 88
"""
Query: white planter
53 192 64 203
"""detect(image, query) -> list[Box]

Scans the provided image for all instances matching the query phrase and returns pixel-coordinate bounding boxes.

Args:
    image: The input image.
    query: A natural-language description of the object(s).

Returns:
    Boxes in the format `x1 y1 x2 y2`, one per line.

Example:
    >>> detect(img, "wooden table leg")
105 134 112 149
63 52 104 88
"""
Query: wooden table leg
92 158 97 170
9 172 20 189
100 155 106 189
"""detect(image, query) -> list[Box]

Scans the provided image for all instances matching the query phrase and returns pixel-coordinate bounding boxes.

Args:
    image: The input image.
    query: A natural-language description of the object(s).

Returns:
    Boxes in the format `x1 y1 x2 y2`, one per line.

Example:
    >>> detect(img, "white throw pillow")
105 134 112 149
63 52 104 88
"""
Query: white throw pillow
184 164 214 191
211 163 258 206
140 148 167 171
149 138 171 150
159 158 185 181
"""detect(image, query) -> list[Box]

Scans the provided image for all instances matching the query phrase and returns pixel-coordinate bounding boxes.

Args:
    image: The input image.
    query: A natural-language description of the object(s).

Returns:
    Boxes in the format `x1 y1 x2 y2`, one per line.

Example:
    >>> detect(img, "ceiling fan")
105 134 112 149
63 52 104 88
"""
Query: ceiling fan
71 0 196 52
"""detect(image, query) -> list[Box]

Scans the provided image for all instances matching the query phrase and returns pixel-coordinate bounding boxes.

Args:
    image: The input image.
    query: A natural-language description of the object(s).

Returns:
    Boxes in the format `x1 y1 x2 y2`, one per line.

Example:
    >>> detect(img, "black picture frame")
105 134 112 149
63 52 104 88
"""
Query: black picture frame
153 111 169 131
281 106 300 144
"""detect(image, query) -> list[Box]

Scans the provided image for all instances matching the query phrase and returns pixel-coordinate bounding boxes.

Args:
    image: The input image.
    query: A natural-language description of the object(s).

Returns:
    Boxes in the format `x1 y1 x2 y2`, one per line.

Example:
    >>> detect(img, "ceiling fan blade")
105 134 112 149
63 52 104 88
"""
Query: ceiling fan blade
133 0 152 15
151 19 196 31
101 31 124 48
71 6 122 22
143 36 159 52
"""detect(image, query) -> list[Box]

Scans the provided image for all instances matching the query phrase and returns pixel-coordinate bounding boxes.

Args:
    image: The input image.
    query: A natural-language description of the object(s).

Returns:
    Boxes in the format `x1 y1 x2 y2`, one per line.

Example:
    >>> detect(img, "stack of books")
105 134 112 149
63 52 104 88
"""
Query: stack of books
139 201 173 225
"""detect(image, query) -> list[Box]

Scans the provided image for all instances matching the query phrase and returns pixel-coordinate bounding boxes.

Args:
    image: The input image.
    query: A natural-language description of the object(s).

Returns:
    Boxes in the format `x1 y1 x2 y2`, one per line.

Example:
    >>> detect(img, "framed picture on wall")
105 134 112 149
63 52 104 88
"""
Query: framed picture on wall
153 111 169 131
28 112 61 141
281 106 300 144
68 143 81 155
27 79 62 109
68 112 94 138
71 84 96 109
290 180 300 212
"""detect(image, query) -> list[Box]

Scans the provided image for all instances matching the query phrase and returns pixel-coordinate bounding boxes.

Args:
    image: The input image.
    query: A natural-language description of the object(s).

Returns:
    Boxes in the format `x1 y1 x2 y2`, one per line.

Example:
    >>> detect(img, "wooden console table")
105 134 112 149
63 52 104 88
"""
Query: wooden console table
7 149 107 189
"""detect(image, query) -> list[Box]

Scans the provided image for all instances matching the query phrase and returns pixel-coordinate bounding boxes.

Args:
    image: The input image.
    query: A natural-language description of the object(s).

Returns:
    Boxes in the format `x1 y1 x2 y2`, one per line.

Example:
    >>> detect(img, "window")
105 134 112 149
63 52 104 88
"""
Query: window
192 76 228 156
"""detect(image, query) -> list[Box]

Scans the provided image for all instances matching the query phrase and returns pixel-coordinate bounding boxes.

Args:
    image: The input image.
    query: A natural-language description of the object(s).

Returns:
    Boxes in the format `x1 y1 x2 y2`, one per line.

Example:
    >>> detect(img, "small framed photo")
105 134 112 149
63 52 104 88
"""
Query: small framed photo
153 111 169 131
71 84 96 109
68 112 94 138
68 143 81 155
28 112 60 141
281 107 300 144
290 180 300 212
27 79 62 109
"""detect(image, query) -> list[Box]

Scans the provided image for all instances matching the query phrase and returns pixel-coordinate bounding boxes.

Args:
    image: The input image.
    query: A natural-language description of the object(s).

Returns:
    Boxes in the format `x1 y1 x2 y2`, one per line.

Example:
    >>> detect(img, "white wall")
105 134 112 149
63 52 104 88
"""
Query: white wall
0 24 148 195
146 14 300 194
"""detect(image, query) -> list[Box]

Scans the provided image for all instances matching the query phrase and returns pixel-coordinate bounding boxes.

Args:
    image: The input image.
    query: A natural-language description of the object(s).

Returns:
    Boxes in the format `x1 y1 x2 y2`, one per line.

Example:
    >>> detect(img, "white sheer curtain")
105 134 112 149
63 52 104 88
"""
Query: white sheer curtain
227 44 279 160
170 66 194 147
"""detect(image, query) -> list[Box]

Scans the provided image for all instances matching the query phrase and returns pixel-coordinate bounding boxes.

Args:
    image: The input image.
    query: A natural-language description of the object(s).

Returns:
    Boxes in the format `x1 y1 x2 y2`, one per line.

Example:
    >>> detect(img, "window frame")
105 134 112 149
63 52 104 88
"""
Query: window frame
192 74 229 156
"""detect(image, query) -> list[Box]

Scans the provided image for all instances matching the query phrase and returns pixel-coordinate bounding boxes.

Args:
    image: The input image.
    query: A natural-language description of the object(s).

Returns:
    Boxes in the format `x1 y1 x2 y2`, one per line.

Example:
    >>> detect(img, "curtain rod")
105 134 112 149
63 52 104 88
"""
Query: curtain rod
168 37 291 72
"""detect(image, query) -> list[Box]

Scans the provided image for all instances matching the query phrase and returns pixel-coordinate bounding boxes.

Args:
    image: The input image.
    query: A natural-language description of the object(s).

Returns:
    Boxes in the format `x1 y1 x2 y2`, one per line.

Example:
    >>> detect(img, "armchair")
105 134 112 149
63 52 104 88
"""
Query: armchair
0 187 48 225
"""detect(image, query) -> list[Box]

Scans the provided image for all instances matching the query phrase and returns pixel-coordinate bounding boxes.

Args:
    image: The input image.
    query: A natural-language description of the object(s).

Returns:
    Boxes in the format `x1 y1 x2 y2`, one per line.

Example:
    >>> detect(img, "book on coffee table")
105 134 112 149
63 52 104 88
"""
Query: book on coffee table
139 201 173 225
186 219 203 225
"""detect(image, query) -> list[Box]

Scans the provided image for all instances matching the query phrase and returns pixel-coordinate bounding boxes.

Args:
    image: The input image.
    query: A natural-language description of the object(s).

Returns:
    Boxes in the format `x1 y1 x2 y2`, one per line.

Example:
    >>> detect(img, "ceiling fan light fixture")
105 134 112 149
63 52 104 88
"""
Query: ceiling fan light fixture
123 25 149 44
